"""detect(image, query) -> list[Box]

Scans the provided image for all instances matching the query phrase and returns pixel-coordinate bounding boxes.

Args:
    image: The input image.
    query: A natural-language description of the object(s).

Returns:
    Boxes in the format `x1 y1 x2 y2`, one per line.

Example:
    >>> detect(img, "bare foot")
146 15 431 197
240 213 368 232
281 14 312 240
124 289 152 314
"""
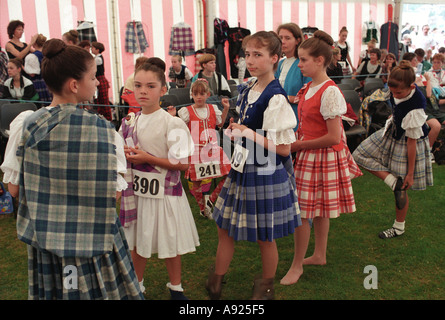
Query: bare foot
280 266 303 285
303 255 326 266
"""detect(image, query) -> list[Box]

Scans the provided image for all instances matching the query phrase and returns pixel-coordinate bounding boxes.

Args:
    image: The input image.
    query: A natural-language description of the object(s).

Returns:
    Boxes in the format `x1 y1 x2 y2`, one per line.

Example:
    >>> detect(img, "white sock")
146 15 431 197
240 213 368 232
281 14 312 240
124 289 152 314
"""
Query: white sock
166 282 183 292
393 220 405 234
139 279 145 292
384 174 397 190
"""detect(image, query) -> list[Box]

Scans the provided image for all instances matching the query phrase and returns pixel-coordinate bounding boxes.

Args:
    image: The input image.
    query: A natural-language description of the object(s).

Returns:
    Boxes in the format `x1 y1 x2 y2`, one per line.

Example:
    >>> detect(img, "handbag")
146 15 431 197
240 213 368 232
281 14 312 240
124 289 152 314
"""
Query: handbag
0 182 14 214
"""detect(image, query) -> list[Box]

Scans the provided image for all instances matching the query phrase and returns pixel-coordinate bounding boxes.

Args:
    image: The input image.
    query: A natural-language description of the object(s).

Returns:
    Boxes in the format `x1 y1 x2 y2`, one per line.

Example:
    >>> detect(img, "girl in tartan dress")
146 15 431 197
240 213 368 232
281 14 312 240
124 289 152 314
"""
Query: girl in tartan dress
206 31 302 300
353 61 433 239
1 39 143 299
177 79 231 218
281 31 362 286
91 41 112 121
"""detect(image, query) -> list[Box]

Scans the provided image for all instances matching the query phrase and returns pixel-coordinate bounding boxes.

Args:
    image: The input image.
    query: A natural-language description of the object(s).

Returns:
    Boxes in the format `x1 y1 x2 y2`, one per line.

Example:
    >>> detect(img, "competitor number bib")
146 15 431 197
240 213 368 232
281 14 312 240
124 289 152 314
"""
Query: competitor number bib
132 170 167 199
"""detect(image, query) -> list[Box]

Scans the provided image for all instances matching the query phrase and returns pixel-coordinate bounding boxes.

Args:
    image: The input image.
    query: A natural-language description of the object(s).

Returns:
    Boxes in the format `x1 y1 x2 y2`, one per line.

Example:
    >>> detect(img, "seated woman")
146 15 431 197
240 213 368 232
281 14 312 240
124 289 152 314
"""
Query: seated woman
353 48 382 86
2 58 39 102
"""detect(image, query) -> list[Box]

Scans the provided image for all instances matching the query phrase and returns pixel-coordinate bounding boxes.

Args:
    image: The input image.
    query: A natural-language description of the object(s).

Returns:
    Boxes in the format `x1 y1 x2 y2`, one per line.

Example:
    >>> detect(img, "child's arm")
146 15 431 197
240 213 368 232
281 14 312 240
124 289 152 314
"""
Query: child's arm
226 120 291 157
403 137 416 190
218 98 230 128
125 146 189 171
7 183 19 198
291 117 342 152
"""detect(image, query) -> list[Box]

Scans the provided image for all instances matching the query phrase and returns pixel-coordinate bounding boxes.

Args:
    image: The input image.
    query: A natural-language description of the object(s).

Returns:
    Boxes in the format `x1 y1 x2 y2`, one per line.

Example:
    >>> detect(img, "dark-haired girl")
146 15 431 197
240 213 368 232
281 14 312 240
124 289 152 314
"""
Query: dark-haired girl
353 61 433 239
119 60 199 300
275 23 311 129
207 31 301 300
2 58 39 101
281 30 362 286
0 39 143 299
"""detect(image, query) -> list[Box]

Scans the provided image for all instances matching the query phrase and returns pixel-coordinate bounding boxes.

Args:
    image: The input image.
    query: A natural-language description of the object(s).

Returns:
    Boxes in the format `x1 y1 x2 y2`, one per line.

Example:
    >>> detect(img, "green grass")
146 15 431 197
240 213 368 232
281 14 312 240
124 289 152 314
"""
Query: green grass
1 165 444 300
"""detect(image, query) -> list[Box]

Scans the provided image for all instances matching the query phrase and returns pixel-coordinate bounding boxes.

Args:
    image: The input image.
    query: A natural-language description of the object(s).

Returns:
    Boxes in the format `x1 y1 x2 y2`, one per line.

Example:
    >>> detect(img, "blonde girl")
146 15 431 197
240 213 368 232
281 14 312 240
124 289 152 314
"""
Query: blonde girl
177 79 231 218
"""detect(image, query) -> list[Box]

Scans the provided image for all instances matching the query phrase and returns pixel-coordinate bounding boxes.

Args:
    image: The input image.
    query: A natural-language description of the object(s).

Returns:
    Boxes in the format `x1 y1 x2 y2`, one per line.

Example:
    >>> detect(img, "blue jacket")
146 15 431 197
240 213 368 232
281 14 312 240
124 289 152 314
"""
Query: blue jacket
275 58 311 130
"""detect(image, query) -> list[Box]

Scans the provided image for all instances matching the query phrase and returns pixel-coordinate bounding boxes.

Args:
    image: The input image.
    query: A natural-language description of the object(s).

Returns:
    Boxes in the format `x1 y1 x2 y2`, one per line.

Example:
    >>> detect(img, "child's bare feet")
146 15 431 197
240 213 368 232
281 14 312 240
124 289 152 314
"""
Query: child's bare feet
303 255 326 266
280 266 303 285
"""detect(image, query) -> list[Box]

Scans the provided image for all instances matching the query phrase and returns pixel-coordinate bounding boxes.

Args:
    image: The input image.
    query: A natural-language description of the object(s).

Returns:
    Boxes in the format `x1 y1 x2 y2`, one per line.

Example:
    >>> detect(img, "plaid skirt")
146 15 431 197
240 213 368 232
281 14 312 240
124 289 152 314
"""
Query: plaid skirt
294 137 362 219
352 125 433 191
95 75 112 121
212 155 301 242
32 77 52 103
27 219 144 300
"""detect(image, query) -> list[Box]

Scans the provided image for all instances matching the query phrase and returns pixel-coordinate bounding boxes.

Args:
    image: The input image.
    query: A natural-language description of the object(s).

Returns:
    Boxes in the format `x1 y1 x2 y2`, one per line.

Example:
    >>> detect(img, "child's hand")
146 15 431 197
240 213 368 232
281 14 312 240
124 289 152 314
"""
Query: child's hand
403 173 414 190
125 146 152 165
167 105 177 116
221 97 230 110
224 118 251 139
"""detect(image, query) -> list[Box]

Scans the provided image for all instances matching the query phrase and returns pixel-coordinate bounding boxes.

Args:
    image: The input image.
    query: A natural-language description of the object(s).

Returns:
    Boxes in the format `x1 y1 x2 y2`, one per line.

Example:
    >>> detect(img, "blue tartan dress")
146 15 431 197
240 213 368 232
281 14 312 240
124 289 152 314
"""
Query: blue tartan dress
212 79 302 242
16 105 143 300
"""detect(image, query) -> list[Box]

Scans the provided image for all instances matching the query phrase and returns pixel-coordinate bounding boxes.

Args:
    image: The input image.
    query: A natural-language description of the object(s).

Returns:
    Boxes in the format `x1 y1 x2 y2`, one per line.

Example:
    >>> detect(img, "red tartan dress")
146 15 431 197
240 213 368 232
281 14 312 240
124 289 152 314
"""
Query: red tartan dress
294 80 362 219
185 104 231 181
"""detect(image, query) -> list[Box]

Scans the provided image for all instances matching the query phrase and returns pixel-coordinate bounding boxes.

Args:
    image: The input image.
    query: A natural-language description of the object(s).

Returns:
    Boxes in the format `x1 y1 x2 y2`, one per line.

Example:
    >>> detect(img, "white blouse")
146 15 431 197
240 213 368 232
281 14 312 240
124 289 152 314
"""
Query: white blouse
236 90 297 145
304 80 347 120
178 104 223 125
1 108 129 191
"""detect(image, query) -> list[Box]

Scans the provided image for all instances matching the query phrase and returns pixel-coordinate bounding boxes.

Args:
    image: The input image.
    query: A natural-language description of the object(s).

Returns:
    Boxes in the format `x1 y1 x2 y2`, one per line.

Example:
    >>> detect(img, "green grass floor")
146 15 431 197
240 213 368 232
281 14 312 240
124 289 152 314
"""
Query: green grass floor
1 165 444 300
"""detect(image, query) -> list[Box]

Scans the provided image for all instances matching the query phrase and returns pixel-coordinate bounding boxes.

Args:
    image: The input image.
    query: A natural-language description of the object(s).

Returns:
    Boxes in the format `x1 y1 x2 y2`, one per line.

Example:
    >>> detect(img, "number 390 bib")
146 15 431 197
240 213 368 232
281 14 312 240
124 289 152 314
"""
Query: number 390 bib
132 170 167 199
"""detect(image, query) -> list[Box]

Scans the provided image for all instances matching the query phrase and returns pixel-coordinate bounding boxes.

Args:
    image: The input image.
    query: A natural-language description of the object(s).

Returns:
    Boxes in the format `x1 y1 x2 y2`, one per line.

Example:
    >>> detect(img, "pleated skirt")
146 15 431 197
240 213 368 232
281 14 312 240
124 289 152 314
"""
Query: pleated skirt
353 126 433 191
27 219 144 300
212 155 302 242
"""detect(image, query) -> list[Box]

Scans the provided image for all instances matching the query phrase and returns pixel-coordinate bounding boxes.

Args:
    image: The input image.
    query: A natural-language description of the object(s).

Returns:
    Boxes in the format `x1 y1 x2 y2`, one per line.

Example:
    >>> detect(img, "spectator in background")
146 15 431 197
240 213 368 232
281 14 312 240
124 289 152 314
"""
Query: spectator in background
334 26 355 76
414 48 432 73
24 34 52 104
91 41 112 121
78 40 91 52
62 30 79 46
353 48 382 85
2 58 39 101
191 54 231 98
327 47 343 84
381 53 398 84
414 25 435 52
168 54 194 88
0 46 8 90
5 20 38 61
357 38 377 68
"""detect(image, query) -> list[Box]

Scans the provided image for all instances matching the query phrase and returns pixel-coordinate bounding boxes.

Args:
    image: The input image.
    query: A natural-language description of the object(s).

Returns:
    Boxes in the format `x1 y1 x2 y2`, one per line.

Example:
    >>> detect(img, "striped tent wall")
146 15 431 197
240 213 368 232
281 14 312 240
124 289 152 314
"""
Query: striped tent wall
1 0 392 103
0 0 203 102
210 0 392 70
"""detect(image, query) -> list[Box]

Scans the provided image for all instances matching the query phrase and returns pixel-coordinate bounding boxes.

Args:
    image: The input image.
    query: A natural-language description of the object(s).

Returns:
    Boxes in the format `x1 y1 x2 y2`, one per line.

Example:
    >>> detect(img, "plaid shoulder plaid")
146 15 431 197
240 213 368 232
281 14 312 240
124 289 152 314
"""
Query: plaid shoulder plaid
16 105 118 258
125 21 149 54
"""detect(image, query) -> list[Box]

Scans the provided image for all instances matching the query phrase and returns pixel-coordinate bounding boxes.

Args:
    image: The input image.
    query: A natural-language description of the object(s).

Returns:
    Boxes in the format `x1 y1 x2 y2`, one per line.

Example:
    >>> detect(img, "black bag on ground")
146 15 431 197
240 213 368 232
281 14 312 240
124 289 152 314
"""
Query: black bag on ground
367 100 392 135
432 139 445 165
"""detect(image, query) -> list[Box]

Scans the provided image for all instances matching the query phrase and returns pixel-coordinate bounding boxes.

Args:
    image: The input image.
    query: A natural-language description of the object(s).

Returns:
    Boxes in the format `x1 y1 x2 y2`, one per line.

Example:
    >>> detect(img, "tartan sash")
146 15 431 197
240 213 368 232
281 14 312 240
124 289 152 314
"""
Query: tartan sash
119 113 182 228
16 105 117 258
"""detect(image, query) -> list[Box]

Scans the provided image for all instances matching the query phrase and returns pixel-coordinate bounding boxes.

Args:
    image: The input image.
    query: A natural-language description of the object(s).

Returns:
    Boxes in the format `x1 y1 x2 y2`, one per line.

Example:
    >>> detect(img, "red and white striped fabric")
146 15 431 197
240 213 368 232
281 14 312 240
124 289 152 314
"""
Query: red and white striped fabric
0 0 202 102
214 0 391 69
1 0 391 102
